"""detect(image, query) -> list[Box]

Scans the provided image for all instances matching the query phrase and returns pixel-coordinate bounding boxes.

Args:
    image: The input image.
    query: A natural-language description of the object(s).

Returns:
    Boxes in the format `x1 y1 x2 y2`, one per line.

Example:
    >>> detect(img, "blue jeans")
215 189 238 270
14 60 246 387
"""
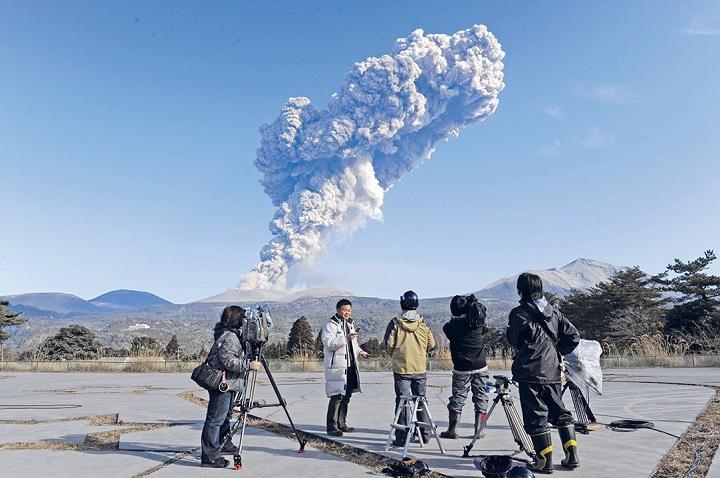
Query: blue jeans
201 390 234 462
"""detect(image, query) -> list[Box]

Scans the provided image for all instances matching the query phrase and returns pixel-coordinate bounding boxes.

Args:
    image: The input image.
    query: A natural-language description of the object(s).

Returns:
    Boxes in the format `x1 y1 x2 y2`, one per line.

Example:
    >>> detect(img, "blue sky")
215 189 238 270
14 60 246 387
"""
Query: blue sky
1 1 719 303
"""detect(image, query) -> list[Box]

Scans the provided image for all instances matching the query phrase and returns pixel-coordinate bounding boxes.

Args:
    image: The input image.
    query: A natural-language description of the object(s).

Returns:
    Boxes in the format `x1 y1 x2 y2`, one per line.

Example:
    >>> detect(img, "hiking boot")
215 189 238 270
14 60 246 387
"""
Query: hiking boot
339 425 355 433
327 429 344 437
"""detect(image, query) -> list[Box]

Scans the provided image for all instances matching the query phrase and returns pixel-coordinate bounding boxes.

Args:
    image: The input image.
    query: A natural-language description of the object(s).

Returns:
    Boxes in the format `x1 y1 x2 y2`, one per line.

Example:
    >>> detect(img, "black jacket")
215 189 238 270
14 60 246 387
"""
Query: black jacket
443 318 488 371
506 300 580 384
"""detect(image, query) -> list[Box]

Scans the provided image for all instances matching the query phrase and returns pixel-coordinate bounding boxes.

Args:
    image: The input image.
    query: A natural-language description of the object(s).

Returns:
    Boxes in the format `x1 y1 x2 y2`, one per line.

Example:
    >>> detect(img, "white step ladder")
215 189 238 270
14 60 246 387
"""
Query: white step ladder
385 394 445 458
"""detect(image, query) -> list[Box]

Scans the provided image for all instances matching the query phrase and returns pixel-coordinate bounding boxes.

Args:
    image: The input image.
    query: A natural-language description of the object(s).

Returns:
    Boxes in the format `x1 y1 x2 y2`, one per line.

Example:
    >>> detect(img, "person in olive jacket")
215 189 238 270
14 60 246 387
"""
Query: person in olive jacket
439 294 491 439
384 290 436 446
507 272 581 473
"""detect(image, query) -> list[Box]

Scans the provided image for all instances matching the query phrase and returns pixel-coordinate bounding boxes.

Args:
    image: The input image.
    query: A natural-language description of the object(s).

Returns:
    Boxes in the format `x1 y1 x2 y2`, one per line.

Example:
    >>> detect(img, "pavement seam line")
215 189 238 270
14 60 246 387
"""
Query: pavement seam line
611 380 720 478
178 389 453 477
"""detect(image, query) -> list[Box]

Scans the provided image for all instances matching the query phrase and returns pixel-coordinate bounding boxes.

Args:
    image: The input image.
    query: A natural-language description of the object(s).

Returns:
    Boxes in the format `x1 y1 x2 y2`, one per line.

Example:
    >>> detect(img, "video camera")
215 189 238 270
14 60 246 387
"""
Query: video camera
241 305 273 356
450 294 488 331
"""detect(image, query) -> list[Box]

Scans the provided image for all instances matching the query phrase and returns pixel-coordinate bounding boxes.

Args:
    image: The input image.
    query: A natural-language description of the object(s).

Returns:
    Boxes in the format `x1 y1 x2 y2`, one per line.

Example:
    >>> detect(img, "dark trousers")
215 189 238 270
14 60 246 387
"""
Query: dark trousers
327 393 352 431
327 366 358 432
201 389 234 462
393 373 430 439
518 382 574 436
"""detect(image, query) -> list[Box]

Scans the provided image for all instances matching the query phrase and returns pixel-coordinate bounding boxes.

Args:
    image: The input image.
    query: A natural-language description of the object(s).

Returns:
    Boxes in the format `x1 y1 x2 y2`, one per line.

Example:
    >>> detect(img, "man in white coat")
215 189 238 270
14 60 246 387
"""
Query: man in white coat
322 298 368 436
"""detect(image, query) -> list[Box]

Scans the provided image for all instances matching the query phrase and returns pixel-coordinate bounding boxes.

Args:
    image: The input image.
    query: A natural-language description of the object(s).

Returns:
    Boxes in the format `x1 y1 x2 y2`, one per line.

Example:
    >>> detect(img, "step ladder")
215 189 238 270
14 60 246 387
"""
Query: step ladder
385 395 445 458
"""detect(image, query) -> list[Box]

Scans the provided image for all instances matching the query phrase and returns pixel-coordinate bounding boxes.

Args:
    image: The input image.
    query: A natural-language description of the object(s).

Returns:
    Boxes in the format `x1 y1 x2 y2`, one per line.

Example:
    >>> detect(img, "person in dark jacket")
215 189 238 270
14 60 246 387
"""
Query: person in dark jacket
440 294 490 439
200 306 246 468
507 273 581 473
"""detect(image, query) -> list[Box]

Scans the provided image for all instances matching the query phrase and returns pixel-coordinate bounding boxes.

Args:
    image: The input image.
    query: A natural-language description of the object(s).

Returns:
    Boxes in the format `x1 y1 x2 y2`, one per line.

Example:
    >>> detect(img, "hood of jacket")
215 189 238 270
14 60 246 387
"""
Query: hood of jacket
397 310 423 331
213 322 242 341
521 299 554 321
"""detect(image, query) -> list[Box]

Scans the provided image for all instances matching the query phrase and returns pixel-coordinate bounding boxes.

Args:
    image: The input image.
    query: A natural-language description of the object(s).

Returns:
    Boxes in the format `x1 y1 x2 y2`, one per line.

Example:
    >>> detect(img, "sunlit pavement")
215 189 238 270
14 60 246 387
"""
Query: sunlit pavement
0 368 717 477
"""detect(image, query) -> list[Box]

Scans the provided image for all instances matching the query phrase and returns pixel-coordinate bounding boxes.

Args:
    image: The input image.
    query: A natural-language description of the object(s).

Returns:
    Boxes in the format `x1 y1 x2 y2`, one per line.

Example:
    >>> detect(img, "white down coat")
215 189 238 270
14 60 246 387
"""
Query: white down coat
322 315 364 397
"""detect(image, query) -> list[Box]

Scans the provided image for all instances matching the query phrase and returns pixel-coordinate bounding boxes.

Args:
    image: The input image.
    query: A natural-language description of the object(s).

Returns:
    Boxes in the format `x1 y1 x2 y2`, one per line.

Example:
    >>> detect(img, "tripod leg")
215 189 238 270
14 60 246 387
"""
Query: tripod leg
218 365 252 454
503 396 535 459
260 355 307 451
570 385 588 424
215 390 239 456
234 367 258 469
569 381 596 424
463 395 499 456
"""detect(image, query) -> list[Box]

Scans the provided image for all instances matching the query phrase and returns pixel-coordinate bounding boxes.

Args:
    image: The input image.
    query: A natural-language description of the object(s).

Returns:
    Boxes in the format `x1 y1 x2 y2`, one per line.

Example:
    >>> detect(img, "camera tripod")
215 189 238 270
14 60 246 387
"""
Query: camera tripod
463 375 535 460
219 343 307 470
562 378 598 434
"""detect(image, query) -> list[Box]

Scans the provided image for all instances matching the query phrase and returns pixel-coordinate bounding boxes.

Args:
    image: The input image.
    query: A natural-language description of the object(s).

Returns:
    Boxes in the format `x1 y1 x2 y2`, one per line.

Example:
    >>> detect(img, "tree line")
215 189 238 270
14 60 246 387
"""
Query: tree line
1 250 718 360
558 250 719 354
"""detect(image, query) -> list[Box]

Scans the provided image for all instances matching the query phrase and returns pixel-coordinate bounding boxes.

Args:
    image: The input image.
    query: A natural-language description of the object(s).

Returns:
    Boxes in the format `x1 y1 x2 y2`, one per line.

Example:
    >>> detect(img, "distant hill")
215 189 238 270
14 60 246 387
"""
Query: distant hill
90 289 173 310
0 293 104 316
474 258 625 301
1 290 173 317
2 258 625 352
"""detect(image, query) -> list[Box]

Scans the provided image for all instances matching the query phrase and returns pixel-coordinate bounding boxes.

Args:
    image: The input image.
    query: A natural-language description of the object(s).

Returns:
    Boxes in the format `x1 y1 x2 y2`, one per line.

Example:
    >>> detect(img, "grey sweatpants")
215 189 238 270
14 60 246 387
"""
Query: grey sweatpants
447 370 490 414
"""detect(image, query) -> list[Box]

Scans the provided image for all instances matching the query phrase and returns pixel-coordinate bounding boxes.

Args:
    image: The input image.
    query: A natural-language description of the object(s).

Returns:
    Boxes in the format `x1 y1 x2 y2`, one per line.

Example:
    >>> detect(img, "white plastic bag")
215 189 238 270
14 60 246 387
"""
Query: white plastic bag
563 339 603 399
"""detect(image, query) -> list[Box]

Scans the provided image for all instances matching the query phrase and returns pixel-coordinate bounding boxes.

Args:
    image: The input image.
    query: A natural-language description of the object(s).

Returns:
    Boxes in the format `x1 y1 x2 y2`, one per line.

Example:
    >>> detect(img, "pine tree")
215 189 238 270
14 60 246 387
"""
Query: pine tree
40 325 101 360
652 250 720 332
286 316 316 357
130 336 162 356
560 267 666 341
0 301 26 361
195 344 209 361
263 342 288 359
315 330 324 358
164 334 180 359
359 337 384 357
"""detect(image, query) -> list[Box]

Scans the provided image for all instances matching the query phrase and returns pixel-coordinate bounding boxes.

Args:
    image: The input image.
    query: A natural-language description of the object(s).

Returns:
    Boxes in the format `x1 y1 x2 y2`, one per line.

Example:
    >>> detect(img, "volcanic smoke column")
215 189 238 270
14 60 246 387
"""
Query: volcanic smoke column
240 24 505 290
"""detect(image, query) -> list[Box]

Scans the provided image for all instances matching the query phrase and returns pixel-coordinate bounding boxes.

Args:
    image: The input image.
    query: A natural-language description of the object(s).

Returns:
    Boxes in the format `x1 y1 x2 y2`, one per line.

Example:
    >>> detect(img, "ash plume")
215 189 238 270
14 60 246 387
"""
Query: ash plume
240 24 505 290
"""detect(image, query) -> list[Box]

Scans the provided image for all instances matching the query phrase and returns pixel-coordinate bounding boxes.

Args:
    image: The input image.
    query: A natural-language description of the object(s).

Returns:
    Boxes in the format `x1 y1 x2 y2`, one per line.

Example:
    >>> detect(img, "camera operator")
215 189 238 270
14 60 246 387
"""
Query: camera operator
507 273 581 473
200 305 246 468
322 299 369 437
439 294 490 440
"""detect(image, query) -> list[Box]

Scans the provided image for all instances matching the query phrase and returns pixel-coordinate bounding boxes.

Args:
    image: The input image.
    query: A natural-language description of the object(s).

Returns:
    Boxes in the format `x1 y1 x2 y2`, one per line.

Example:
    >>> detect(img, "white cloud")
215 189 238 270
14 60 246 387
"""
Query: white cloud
581 127 616 148
538 140 561 157
680 16 720 36
540 105 565 120
575 84 637 104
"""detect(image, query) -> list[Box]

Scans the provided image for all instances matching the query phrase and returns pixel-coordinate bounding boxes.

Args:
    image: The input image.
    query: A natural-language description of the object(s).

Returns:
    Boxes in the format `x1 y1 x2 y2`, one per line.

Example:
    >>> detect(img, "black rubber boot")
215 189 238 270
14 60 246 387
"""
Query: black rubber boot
326 395 342 436
529 431 554 474
559 425 580 469
440 411 460 439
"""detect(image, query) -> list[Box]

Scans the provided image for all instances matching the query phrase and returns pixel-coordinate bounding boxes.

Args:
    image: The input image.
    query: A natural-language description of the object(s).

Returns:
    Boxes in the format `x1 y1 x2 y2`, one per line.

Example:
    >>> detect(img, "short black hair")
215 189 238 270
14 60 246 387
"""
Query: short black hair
450 295 469 317
517 272 543 301
220 305 246 329
336 298 352 309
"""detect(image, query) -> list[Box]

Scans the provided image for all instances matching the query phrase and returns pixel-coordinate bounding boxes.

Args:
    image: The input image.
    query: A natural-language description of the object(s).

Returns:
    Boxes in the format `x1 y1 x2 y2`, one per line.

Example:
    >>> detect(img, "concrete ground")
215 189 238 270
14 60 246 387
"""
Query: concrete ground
0 368 717 477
